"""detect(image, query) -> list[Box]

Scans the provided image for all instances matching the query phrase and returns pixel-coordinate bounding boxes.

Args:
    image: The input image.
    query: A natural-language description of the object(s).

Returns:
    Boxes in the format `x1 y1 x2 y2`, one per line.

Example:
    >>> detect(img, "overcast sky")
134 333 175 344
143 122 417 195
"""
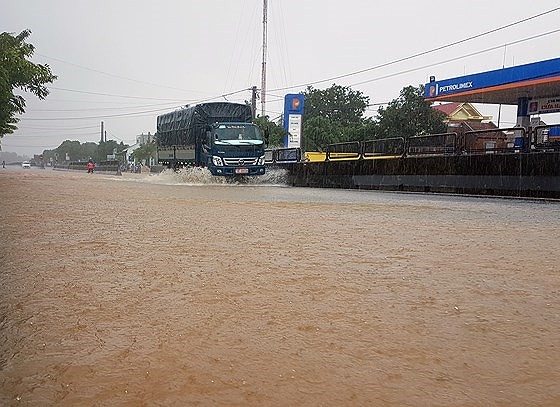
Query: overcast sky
2 0 560 156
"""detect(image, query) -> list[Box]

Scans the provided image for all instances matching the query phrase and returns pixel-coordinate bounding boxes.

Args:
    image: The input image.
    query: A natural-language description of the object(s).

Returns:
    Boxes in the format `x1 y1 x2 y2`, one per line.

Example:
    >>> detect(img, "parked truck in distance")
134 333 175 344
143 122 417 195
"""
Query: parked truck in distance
156 102 266 176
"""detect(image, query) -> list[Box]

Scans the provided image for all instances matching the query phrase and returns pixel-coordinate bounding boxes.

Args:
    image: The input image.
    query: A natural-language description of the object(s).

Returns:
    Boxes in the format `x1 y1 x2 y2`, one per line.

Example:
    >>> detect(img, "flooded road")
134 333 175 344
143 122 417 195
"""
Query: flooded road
1 167 559 406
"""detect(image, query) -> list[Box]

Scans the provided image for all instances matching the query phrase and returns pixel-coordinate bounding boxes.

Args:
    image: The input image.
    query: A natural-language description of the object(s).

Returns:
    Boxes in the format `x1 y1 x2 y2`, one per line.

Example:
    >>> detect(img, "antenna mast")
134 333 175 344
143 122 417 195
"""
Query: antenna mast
261 0 268 117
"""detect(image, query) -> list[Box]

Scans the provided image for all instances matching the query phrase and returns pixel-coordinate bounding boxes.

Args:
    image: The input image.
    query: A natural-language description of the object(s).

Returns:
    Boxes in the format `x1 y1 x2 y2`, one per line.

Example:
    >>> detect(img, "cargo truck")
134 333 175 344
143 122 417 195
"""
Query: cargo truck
156 102 266 176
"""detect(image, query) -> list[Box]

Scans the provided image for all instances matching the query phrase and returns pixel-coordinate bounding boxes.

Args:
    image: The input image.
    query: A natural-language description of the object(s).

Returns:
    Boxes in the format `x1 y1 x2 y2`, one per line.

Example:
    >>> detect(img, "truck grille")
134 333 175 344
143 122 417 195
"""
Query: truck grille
223 157 258 166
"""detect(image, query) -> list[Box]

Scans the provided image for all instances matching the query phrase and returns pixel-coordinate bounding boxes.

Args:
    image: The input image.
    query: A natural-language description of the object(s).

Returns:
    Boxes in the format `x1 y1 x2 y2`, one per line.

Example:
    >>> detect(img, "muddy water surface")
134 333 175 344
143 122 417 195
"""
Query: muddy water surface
1 167 559 406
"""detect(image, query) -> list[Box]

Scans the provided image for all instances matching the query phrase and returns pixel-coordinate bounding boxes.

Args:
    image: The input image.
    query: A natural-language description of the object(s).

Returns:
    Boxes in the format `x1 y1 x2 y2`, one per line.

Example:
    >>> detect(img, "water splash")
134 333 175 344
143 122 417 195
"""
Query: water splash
144 166 289 186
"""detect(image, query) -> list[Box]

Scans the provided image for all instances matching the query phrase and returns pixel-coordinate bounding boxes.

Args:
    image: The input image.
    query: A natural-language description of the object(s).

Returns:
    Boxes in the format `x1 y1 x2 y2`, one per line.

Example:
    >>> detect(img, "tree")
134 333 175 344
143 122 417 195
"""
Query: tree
131 142 157 165
0 30 57 136
43 140 129 164
301 116 344 151
253 115 285 147
344 117 378 142
54 140 84 162
302 84 372 151
376 85 447 139
95 140 125 163
304 84 369 126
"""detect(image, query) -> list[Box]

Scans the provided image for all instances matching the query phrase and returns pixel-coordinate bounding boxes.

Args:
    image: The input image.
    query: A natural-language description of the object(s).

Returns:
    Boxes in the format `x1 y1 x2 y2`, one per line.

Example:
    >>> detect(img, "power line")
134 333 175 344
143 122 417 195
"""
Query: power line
348 28 560 88
48 86 251 105
20 88 253 121
6 131 100 138
27 101 186 112
15 124 100 130
268 6 560 92
1 142 70 148
49 87 191 101
36 53 210 95
15 7 559 127
20 105 181 120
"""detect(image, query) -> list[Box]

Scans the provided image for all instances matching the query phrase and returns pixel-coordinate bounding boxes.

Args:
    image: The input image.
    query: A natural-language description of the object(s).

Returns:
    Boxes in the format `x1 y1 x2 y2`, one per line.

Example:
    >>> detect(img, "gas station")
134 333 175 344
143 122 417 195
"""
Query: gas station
277 57 560 198
424 57 560 144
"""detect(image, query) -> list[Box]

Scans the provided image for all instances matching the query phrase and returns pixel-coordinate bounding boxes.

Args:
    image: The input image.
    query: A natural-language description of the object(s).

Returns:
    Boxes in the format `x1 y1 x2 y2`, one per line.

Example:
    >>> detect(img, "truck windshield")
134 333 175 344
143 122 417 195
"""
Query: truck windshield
214 125 263 142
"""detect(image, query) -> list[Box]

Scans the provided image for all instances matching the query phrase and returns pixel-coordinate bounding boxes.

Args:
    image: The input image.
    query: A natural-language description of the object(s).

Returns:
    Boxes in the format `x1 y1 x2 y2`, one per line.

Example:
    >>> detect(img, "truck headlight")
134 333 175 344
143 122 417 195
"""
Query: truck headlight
212 156 224 166
257 155 265 165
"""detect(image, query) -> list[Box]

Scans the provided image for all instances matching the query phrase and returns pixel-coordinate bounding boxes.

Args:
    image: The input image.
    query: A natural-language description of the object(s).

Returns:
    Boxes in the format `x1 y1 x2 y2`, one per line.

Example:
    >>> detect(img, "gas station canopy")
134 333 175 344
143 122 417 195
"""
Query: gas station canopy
424 57 560 105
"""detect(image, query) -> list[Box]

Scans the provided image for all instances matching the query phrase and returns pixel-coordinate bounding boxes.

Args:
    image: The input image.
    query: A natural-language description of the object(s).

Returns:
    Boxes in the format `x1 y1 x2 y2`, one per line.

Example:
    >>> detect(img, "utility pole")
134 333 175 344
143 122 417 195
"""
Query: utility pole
251 86 258 119
261 0 268 117
100 121 104 143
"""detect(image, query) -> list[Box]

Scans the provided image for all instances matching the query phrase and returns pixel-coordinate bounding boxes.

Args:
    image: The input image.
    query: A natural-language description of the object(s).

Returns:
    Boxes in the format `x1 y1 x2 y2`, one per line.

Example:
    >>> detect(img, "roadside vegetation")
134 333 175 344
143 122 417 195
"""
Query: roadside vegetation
0 30 57 137
1 30 446 161
41 139 129 164
256 84 448 152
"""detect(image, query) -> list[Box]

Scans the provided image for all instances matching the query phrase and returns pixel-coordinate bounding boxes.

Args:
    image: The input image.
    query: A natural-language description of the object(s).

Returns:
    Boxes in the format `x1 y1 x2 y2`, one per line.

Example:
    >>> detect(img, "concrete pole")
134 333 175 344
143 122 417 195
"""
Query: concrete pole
516 97 530 150
261 0 268 117
251 86 258 119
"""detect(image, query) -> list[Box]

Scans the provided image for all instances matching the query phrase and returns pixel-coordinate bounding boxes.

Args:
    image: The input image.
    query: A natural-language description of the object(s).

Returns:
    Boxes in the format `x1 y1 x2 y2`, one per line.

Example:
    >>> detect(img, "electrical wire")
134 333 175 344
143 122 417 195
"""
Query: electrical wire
27 101 189 112
15 124 100 130
49 87 192 101
6 131 100 138
20 105 182 120
0 143 65 148
268 6 560 92
36 53 211 95
20 88 253 121
222 0 254 95
10 6 560 135
348 28 560 88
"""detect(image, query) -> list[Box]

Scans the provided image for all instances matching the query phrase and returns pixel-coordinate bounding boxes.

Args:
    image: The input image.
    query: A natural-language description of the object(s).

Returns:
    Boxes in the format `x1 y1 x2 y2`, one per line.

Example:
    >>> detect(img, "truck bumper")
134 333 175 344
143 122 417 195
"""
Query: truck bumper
211 166 266 176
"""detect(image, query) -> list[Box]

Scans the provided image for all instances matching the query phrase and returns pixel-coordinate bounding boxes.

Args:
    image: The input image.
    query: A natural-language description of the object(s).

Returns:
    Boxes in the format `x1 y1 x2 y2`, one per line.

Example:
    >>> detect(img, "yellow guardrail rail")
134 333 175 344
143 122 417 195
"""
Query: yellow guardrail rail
305 151 401 162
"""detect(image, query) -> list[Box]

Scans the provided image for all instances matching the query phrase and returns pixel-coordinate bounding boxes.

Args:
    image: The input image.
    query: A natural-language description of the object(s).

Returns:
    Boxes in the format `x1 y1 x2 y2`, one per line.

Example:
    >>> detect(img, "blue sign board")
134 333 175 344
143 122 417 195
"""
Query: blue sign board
424 57 560 100
284 94 305 148
549 126 560 139
284 94 305 117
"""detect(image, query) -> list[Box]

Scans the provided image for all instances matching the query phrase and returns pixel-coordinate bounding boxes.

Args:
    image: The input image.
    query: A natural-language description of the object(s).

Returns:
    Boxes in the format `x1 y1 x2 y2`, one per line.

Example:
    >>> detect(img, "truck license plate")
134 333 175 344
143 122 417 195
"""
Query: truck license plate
235 168 249 174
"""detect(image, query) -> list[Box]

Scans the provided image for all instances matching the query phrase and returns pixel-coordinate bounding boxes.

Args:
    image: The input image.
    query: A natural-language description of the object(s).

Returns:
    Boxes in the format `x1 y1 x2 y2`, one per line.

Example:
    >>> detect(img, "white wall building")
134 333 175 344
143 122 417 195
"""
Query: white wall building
121 132 155 165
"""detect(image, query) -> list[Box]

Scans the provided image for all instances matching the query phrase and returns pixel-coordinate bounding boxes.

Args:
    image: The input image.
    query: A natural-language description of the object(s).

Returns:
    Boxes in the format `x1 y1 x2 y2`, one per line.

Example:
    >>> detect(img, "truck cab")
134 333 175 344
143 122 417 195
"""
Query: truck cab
202 122 266 176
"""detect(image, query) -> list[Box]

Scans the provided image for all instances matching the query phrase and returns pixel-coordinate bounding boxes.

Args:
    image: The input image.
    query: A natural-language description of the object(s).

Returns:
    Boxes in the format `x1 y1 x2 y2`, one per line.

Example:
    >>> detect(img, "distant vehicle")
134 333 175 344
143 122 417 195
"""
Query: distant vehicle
21 161 31 168
156 102 267 176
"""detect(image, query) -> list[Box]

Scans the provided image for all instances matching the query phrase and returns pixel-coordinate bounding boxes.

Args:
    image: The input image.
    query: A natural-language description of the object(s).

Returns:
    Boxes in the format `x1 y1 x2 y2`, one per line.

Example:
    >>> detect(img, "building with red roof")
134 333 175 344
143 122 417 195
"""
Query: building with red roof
433 102 510 152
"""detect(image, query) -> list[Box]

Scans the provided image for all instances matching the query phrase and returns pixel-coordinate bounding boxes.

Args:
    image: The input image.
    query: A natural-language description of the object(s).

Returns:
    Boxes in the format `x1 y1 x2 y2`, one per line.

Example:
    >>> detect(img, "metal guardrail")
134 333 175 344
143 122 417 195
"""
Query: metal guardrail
362 137 405 158
266 123 560 163
407 133 458 156
327 142 361 160
265 148 301 164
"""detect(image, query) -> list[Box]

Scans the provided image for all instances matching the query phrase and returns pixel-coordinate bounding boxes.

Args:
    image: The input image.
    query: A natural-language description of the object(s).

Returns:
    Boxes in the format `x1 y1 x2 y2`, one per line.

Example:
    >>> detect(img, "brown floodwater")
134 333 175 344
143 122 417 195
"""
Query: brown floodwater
1 167 559 406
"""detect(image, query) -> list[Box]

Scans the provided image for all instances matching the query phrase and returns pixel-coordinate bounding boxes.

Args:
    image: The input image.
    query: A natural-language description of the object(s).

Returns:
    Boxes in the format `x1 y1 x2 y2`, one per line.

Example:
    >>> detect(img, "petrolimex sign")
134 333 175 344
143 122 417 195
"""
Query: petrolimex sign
426 79 476 98
428 81 474 98
425 57 560 100
528 97 560 115
284 94 305 148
